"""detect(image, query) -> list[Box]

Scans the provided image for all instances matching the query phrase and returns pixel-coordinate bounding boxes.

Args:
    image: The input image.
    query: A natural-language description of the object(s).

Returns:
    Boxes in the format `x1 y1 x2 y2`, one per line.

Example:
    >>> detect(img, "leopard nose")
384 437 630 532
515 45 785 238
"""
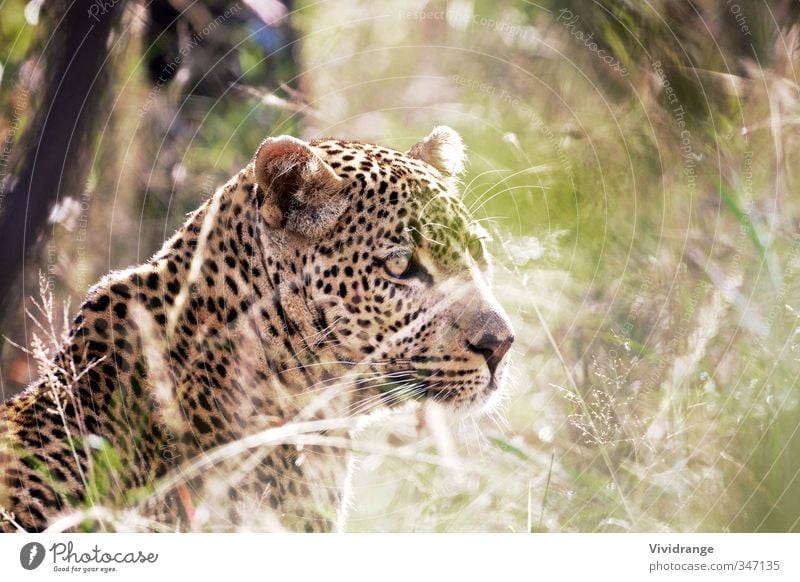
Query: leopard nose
467 333 514 376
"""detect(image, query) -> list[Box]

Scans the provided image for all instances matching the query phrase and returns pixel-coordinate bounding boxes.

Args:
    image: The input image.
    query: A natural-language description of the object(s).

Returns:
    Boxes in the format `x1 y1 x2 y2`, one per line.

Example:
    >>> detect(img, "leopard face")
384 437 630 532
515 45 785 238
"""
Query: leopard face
255 127 514 412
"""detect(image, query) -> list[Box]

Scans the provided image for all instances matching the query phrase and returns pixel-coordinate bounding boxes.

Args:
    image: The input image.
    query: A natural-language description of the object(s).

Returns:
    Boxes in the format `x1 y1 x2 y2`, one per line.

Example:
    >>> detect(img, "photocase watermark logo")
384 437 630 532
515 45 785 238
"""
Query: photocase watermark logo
16 541 158 574
87 0 121 22
20 542 46 570
555 8 629 77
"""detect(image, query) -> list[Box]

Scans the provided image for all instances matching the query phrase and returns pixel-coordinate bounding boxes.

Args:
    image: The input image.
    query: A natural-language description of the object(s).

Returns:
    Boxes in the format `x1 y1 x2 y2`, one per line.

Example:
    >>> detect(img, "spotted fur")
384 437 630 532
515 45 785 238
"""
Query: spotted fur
0 127 514 532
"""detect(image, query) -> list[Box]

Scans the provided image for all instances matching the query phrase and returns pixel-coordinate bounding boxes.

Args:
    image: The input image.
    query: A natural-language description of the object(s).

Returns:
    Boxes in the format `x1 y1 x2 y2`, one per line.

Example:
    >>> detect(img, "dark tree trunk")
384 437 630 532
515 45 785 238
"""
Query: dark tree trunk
0 0 125 326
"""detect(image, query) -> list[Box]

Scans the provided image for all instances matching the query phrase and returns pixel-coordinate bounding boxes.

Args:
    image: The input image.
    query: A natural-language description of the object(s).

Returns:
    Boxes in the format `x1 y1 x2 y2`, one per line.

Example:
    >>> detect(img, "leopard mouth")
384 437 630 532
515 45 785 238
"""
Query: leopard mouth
357 369 443 404
371 373 433 400
374 374 495 406
358 360 502 409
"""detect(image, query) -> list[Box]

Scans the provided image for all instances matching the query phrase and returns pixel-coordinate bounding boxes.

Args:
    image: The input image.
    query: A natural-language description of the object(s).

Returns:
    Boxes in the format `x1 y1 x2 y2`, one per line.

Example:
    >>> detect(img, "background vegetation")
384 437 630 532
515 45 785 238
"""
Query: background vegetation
1 0 799 531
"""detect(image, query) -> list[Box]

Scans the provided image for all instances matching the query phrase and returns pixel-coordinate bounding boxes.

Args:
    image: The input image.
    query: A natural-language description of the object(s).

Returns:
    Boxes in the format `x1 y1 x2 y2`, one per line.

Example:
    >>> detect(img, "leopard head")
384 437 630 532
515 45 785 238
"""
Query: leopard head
252 127 514 412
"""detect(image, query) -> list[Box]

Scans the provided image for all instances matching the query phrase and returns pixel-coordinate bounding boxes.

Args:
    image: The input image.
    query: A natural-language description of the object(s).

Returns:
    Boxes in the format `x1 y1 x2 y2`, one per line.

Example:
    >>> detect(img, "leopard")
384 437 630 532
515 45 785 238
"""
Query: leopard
0 126 514 533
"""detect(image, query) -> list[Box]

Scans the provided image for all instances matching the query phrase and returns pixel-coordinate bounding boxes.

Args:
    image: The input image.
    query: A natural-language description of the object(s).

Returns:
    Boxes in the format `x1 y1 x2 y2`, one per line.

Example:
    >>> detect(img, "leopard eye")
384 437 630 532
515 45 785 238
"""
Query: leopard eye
468 237 485 262
384 252 412 277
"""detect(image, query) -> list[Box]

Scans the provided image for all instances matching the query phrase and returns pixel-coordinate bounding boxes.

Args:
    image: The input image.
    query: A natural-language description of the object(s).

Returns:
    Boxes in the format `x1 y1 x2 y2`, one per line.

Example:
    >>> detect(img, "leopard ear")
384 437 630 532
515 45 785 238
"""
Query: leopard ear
406 126 466 177
253 136 345 237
